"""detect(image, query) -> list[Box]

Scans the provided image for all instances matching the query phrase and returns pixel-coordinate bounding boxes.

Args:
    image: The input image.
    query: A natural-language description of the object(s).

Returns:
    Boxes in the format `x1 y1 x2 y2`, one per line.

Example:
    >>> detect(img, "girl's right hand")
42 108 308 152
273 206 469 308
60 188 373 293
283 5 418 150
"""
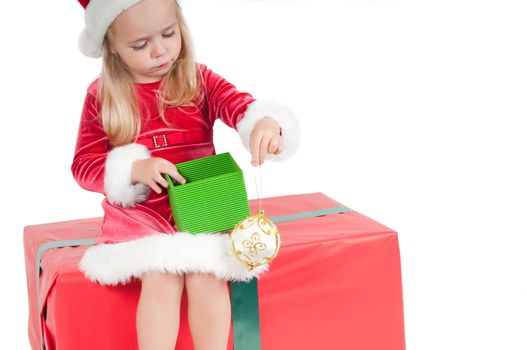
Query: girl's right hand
131 157 186 194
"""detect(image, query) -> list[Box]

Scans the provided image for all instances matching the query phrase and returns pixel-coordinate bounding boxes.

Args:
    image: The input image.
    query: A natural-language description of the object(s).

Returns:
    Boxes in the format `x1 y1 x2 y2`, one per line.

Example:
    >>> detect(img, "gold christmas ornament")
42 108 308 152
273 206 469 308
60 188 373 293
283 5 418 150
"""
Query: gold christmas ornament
231 164 281 270
231 209 281 270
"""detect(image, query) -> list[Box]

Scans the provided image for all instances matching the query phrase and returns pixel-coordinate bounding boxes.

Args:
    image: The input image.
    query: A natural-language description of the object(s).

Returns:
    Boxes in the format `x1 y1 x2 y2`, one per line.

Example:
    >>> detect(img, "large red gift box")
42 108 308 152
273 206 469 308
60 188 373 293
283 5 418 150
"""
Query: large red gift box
24 192 406 350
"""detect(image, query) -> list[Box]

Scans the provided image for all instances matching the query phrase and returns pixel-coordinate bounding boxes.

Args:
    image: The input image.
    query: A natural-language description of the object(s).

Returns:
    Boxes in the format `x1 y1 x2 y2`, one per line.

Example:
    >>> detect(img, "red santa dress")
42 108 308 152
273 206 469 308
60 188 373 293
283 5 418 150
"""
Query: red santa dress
71 64 300 286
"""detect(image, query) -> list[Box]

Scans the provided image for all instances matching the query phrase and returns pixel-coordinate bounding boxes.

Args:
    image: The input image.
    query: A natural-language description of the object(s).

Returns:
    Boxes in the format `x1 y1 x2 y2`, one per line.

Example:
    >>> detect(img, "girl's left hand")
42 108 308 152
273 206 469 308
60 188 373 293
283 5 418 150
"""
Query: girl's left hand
250 117 283 166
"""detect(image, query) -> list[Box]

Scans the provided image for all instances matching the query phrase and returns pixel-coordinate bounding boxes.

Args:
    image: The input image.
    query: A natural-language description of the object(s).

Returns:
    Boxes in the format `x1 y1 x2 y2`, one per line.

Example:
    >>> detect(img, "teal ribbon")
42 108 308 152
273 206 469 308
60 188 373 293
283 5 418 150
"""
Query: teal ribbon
36 238 96 350
35 206 353 350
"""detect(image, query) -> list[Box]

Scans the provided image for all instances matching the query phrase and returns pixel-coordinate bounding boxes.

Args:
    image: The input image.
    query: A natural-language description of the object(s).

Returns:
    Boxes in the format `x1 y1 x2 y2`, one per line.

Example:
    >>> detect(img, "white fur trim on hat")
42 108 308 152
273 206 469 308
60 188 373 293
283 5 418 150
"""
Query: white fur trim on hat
236 99 301 161
79 0 145 58
104 143 151 208
78 232 269 285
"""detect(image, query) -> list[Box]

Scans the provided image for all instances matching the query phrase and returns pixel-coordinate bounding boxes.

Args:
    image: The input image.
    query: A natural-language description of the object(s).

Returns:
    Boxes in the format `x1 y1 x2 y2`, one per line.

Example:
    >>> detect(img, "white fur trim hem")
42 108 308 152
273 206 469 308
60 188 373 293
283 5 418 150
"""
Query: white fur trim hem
78 232 269 286
104 143 151 208
236 99 301 161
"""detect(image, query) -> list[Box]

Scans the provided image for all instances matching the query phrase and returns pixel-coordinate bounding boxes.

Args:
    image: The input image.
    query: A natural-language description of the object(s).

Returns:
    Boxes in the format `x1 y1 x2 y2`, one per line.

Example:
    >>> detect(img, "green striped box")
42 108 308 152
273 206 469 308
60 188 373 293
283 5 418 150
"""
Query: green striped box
164 152 251 234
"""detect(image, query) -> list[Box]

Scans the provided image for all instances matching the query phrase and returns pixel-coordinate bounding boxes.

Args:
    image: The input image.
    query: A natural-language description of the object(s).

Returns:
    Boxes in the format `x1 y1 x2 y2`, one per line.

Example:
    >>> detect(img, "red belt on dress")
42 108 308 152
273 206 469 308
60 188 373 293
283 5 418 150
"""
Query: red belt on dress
137 130 213 149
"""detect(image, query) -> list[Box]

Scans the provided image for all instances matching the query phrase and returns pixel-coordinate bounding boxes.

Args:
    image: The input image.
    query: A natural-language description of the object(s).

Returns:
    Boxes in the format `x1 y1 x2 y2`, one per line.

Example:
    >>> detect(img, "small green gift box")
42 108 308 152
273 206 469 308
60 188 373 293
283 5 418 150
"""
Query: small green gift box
164 152 251 234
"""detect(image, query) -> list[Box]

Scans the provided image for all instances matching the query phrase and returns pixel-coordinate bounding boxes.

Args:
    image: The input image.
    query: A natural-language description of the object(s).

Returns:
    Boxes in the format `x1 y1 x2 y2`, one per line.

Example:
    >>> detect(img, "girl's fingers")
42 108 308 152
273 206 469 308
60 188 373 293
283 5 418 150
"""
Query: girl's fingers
268 135 281 154
168 168 187 185
259 134 272 165
154 173 168 188
276 136 283 154
251 131 280 165
149 181 163 194
250 132 263 166
160 162 186 185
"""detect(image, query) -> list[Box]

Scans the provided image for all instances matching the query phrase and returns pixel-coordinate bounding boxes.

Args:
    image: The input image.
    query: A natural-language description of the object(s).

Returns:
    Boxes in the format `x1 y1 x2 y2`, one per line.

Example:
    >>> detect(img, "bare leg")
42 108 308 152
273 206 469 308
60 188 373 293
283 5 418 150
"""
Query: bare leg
136 272 185 350
186 272 231 350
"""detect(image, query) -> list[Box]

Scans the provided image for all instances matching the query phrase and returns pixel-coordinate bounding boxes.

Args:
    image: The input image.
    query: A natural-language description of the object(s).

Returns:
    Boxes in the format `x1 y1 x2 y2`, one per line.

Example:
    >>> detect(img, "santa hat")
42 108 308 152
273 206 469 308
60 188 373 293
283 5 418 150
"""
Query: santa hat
77 0 146 58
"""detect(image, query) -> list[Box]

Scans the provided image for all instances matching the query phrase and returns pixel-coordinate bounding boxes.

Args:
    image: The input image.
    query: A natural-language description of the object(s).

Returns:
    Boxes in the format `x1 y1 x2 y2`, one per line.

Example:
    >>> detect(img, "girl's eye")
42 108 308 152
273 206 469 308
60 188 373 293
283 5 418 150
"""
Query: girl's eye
131 29 175 50
133 42 147 51
162 30 175 38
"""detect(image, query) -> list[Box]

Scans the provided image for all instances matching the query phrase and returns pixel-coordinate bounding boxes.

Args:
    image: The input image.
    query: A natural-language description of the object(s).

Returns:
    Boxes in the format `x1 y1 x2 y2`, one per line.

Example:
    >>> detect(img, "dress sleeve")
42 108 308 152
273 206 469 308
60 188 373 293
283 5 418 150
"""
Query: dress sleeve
200 64 301 161
201 64 256 130
71 87 151 207
71 90 108 194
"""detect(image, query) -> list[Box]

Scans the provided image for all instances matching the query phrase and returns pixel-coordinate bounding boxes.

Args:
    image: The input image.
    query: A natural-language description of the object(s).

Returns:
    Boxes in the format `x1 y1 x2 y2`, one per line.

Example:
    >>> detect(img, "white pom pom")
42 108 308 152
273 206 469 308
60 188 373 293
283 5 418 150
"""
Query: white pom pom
78 28 103 58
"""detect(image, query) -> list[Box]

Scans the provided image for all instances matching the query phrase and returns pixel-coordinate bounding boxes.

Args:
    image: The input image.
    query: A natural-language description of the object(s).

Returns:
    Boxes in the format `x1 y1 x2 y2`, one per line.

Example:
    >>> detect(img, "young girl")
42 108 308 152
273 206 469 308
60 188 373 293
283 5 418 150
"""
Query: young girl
71 0 300 349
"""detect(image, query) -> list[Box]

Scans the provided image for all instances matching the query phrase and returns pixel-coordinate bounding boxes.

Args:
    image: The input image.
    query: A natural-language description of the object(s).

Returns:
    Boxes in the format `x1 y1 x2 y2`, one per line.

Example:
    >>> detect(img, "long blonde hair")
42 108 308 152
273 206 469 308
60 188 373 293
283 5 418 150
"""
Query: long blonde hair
98 0 203 147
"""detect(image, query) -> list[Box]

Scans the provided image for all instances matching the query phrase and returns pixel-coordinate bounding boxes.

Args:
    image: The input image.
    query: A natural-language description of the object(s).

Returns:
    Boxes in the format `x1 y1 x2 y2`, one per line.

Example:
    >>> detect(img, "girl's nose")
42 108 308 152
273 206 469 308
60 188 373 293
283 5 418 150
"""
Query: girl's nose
152 38 168 57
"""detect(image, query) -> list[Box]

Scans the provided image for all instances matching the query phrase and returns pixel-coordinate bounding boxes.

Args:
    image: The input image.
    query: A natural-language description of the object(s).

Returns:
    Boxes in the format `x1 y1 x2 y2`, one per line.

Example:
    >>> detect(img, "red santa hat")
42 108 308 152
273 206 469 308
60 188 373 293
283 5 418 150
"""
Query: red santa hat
77 0 147 58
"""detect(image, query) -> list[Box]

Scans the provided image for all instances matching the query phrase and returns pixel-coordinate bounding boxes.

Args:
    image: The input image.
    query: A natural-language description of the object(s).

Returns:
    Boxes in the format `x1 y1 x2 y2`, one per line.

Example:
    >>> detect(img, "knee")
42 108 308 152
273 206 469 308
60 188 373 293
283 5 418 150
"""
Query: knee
185 272 227 291
141 272 185 300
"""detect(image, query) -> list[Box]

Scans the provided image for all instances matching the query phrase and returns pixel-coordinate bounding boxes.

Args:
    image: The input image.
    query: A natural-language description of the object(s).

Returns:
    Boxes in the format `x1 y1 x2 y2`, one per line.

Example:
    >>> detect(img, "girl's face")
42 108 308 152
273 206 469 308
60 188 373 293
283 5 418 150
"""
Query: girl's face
110 0 182 83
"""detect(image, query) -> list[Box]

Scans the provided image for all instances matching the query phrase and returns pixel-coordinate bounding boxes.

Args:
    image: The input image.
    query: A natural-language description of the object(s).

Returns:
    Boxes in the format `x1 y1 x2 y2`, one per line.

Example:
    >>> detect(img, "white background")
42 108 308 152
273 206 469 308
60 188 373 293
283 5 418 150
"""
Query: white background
2 0 526 349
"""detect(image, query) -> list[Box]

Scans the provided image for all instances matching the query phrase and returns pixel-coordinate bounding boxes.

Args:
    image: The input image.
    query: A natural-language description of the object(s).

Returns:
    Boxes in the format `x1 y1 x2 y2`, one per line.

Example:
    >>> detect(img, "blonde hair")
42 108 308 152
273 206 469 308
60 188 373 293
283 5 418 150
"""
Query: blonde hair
98 0 203 147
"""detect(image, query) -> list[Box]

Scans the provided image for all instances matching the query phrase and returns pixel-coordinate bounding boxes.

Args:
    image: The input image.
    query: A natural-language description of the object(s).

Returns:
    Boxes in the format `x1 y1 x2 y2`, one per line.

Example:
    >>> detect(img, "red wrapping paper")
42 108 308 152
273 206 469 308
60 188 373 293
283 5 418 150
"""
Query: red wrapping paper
24 192 406 349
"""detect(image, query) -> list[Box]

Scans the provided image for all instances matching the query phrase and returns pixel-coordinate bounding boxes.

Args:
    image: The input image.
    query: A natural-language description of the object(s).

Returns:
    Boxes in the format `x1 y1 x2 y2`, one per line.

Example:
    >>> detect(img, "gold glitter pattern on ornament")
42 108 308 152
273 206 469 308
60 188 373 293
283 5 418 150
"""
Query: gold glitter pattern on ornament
242 232 267 257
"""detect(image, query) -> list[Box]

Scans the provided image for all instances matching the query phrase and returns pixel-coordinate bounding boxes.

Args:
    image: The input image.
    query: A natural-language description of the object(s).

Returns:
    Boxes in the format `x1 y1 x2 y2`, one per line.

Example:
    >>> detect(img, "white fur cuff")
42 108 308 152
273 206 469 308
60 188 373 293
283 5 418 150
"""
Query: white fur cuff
236 99 301 161
78 232 269 285
104 143 151 208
